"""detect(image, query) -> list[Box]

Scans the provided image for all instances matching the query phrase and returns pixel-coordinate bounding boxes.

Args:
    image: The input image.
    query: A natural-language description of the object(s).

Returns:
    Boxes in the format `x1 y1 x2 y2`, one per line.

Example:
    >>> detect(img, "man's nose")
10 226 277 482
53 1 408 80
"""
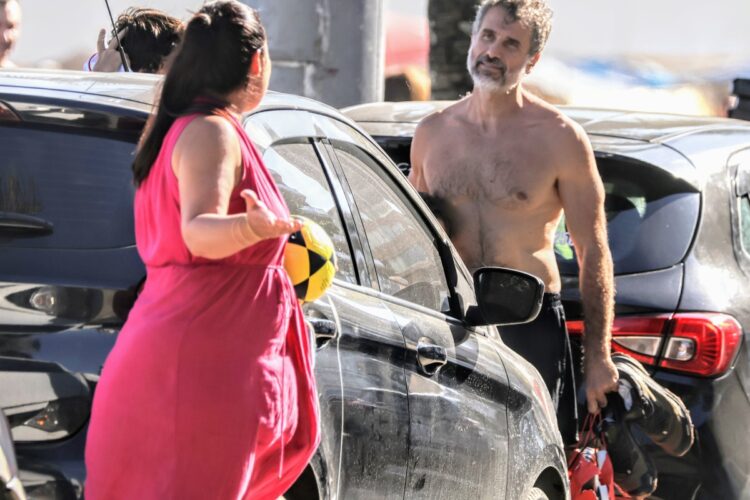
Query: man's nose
485 39 505 59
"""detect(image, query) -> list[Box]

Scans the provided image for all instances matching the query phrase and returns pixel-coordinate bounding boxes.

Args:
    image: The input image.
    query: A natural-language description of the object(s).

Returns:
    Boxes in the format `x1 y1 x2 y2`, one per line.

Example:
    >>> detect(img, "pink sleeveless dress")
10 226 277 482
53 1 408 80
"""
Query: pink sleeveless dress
85 109 320 500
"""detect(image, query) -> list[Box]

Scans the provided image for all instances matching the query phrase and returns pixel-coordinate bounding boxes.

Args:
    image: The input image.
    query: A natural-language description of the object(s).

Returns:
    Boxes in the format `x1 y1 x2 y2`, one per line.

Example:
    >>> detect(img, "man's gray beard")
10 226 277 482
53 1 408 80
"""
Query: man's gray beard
466 52 510 94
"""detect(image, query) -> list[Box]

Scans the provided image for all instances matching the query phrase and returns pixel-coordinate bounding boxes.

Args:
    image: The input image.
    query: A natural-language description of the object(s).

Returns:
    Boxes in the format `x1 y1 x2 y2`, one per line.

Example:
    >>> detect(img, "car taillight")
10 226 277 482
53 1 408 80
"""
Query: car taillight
661 313 743 377
0 101 21 122
566 313 743 377
567 315 670 367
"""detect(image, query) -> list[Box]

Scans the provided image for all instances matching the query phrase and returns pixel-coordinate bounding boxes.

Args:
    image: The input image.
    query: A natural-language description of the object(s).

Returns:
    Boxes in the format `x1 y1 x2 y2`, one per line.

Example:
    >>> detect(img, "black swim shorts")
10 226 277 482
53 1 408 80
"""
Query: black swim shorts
499 293 579 446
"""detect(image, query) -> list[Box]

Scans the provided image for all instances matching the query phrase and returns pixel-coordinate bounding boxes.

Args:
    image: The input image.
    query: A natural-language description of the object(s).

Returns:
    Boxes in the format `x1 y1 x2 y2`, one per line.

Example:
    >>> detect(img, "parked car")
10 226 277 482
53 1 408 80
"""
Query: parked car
343 101 750 500
0 69 569 500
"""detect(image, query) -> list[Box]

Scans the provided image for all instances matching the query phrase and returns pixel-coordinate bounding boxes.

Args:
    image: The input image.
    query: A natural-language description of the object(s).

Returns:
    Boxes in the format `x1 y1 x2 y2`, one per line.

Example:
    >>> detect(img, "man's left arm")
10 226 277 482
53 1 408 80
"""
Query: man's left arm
557 122 618 414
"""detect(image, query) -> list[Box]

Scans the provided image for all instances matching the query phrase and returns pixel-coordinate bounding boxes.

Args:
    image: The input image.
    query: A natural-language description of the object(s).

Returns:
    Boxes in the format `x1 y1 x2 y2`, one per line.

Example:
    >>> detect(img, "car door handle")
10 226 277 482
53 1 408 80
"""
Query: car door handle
416 339 447 376
307 318 337 347
0 212 54 237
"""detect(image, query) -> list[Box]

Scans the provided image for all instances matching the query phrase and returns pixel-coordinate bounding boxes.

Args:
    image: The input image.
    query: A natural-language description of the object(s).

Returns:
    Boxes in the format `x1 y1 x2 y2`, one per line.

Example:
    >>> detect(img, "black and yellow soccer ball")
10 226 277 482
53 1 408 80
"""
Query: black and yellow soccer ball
284 216 337 303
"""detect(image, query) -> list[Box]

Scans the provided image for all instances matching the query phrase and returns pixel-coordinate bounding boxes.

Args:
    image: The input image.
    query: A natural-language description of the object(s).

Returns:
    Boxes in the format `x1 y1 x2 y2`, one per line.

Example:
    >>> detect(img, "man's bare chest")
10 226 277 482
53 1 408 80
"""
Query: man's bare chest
423 136 557 209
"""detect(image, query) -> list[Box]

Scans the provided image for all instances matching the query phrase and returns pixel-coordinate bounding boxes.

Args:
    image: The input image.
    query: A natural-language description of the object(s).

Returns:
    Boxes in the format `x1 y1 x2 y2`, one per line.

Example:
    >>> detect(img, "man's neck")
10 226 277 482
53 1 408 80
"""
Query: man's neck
466 84 525 128
0 57 15 69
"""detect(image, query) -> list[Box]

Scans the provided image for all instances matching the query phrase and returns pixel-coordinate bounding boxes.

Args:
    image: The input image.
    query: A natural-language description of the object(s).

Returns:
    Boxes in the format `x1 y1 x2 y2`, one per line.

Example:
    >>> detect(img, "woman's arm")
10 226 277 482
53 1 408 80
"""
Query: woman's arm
172 115 299 260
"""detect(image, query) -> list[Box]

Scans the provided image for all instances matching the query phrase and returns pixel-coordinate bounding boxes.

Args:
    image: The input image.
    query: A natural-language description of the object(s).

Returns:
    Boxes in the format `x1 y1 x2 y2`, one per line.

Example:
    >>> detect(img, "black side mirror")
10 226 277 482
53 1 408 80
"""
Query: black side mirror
466 267 544 327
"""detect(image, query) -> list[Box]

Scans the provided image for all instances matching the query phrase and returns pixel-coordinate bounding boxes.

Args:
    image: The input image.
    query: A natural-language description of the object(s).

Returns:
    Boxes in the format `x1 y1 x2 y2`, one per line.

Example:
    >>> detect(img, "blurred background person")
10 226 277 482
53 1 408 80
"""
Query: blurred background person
0 0 20 69
86 7 183 74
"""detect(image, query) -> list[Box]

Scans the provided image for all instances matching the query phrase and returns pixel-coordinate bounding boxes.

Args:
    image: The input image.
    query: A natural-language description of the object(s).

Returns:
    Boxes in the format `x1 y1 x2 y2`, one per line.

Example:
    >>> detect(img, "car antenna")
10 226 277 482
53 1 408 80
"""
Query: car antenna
103 0 131 72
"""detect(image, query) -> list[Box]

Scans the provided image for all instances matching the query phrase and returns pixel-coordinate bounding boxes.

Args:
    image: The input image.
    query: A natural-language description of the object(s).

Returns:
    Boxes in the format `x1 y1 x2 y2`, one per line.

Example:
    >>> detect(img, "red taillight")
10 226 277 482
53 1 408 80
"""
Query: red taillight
0 102 21 122
660 313 743 377
566 313 743 377
567 316 670 366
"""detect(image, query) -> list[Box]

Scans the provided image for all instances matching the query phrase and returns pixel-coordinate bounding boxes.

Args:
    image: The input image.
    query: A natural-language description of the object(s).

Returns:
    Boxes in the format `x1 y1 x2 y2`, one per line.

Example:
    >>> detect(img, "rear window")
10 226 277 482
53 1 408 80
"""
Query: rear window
556 157 700 275
374 136 412 175
0 126 136 249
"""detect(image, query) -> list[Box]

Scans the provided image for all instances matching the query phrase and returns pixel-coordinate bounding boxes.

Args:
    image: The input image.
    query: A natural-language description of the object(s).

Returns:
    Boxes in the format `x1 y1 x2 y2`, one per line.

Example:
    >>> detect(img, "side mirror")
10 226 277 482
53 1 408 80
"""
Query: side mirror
466 267 544 327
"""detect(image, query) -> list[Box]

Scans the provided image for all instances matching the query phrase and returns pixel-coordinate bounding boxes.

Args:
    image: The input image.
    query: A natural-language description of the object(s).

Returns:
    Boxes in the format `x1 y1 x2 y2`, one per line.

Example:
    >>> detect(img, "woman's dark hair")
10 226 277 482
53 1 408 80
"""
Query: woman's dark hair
115 8 184 74
419 192 454 237
132 0 266 185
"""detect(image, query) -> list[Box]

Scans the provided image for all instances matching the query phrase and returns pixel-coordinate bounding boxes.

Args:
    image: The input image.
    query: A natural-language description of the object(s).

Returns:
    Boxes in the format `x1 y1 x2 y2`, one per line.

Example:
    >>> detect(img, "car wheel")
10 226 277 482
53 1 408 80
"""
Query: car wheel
523 486 549 500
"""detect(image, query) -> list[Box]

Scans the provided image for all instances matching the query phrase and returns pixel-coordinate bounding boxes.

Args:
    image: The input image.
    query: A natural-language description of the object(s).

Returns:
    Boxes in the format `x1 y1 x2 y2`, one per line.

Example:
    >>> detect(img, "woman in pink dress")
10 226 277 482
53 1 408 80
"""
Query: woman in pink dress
84 2 320 498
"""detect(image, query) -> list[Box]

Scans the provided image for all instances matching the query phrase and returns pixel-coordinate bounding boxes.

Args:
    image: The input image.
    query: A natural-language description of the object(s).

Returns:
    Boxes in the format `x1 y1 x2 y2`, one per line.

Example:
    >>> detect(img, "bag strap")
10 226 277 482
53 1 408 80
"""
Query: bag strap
568 413 603 467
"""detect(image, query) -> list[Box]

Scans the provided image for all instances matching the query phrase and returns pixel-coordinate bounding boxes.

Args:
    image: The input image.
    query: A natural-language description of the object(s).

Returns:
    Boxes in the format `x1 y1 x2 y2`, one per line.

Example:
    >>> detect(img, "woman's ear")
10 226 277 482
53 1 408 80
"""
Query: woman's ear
249 49 263 77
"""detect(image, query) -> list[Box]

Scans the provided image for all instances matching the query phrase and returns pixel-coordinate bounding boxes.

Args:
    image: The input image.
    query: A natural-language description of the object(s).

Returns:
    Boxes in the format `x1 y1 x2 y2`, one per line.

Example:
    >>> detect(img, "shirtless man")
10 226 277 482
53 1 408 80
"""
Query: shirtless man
409 0 618 446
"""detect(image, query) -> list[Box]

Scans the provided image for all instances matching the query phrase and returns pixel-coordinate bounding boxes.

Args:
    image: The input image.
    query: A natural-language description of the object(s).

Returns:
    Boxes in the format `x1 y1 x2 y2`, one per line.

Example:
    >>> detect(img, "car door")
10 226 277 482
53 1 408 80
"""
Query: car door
323 126 512 499
0 105 146 498
245 110 410 499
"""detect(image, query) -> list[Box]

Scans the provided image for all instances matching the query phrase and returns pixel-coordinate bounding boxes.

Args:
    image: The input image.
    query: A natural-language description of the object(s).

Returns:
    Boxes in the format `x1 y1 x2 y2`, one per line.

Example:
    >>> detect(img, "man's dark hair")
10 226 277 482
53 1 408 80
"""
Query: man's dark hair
115 7 183 73
420 192 453 237
472 0 553 56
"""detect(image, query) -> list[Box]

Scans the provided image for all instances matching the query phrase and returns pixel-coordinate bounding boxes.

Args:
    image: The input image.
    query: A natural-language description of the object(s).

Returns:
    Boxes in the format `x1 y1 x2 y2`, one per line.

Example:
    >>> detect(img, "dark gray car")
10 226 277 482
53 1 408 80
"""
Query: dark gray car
0 69 568 500
344 100 750 500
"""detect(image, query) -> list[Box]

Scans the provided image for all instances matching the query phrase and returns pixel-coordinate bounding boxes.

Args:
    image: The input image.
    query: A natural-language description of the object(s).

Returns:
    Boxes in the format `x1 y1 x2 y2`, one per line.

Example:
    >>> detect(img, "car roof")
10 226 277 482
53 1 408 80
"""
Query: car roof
0 68 343 118
342 100 750 144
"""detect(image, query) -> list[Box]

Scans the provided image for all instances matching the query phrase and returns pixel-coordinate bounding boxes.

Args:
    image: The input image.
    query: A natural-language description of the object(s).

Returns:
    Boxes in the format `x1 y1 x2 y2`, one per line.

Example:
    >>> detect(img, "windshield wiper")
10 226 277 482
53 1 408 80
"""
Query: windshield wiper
0 212 54 237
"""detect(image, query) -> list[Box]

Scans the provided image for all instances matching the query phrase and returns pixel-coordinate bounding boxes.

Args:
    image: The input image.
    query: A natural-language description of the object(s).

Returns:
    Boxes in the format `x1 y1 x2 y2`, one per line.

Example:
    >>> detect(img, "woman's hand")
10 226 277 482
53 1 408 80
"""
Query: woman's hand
240 189 301 240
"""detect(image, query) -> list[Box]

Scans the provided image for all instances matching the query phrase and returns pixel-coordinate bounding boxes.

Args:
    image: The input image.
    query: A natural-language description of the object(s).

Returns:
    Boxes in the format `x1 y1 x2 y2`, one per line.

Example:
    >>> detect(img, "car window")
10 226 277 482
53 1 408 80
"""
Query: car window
0 126 136 249
555 157 700 275
333 143 450 312
373 136 412 176
262 141 357 284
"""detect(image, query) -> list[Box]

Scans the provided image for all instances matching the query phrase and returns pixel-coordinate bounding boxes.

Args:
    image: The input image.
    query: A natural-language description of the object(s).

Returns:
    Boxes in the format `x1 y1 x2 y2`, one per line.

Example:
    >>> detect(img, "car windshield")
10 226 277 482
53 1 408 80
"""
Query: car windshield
555 156 700 275
0 126 137 249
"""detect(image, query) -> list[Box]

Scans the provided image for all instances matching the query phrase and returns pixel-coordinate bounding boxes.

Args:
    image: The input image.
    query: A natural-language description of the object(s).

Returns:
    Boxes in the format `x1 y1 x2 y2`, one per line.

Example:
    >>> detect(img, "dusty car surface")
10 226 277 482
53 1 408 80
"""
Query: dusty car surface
0 69 568 500
344 100 750 500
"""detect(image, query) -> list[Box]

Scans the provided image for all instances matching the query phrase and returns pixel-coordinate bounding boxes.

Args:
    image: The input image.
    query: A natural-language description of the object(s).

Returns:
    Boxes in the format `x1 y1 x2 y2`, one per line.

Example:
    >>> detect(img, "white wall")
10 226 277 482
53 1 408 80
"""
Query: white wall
545 0 750 59
12 0 750 66
14 0 424 66
15 1 201 65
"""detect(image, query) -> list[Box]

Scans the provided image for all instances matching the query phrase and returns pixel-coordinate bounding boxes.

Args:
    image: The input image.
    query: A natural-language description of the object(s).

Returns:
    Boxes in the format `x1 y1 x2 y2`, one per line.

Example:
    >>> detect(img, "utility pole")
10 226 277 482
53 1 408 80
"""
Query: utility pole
250 0 384 108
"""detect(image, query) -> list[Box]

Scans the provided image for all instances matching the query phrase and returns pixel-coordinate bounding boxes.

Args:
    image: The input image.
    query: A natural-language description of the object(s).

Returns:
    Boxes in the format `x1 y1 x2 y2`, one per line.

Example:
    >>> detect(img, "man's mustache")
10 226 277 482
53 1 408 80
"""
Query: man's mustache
475 55 506 73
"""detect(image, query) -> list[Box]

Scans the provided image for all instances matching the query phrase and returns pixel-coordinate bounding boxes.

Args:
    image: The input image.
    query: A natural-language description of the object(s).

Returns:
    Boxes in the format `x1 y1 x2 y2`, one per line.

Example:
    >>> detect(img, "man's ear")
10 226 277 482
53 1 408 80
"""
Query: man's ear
250 49 263 77
526 51 542 74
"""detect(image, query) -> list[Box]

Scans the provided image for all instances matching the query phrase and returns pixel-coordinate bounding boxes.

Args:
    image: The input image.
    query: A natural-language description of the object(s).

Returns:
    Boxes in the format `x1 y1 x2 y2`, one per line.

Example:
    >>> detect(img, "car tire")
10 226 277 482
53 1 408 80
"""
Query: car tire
523 486 549 500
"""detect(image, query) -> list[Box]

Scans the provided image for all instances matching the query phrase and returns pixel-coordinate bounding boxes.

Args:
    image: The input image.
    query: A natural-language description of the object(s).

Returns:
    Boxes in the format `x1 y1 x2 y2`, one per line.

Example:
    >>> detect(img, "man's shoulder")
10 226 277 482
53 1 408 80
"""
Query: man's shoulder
521 94 593 173
525 93 578 131
525 95 587 150
417 99 467 132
